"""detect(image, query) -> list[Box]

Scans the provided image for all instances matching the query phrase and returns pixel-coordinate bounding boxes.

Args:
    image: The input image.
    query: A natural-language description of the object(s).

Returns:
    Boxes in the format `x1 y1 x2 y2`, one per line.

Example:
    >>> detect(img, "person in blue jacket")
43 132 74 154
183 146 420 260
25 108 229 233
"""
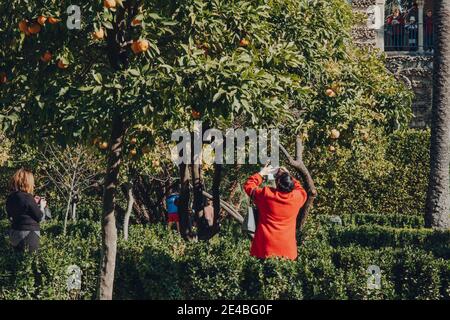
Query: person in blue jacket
166 184 180 233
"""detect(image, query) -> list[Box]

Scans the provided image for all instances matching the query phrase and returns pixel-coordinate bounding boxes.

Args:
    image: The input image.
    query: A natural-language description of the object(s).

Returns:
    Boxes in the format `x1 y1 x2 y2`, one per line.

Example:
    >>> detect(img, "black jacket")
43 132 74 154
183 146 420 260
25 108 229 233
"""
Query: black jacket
6 191 43 231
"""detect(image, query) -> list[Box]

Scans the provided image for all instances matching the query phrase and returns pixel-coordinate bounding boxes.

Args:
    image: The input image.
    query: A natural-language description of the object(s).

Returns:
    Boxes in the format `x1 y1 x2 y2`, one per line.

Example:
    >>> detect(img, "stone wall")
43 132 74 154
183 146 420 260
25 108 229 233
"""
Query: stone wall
385 55 433 128
351 0 378 49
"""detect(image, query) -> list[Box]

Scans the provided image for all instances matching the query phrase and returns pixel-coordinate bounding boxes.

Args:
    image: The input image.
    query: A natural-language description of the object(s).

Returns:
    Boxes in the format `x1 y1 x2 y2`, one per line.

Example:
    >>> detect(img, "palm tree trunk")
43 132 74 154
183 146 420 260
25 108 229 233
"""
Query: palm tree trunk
426 0 450 229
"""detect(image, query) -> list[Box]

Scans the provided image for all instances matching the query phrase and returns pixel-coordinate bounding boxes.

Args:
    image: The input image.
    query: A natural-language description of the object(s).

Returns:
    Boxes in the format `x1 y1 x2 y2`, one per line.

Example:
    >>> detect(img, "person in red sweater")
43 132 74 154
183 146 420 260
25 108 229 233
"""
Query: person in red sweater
243 165 308 260
386 8 405 50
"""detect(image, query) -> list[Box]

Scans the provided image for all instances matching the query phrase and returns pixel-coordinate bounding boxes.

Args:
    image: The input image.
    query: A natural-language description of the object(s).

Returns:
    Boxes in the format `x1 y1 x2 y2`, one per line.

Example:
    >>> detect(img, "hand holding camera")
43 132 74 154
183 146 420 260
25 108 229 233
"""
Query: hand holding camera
34 196 47 210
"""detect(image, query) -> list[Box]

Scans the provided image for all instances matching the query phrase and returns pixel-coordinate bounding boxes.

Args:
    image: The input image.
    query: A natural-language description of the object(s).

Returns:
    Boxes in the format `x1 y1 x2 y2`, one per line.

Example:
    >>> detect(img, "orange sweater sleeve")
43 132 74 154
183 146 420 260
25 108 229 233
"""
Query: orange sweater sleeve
244 173 264 201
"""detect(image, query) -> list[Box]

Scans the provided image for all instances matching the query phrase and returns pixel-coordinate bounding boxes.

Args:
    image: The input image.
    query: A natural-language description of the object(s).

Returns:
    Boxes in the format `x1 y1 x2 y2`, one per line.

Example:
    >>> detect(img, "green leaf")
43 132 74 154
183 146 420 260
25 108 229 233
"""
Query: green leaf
213 89 226 103
93 86 102 94
63 115 75 121
149 42 160 55
129 69 140 77
162 21 177 26
93 73 102 84
78 86 94 92
7 113 19 122
102 21 114 30
58 87 69 96
148 13 162 20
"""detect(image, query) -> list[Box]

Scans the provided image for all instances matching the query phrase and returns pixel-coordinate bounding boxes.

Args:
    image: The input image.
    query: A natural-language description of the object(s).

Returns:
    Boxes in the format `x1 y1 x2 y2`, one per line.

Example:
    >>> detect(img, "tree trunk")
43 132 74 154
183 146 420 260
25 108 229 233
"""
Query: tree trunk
99 113 125 300
123 182 134 241
178 163 192 240
63 192 72 235
426 0 450 229
210 163 222 237
132 176 153 223
71 202 77 222
280 137 317 230
192 163 208 239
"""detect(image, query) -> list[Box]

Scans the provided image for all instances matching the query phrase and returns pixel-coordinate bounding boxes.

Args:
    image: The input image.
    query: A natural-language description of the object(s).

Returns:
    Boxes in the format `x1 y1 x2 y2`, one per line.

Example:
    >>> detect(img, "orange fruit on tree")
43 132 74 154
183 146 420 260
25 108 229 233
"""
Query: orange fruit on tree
192 110 201 119
93 28 105 40
99 141 109 150
28 23 41 34
37 16 47 26
325 88 336 97
137 39 149 52
57 60 68 69
131 39 149 54
239 38 250 47
131 41 140 54
47 17 60 24
136 39 148 52
328 146 336 153
104 0 116 9
18 20 28 33
0 72 7 84
130 137 137 145
131 19 141 26
330 129 340 140
40 51 52 63
130 148 137 156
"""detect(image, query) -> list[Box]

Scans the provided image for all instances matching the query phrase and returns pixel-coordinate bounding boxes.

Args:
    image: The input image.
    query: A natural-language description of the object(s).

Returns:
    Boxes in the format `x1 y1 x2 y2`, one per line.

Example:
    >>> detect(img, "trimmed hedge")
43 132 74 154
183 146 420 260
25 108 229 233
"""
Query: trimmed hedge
326 225 450 259
316 213 425 228
0 220 99 300
1 220 448 300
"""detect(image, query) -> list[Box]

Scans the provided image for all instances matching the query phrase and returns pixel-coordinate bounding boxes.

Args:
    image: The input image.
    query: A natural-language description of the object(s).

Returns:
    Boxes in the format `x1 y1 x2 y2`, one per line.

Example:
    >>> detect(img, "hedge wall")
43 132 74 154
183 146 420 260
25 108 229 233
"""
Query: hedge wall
0 219 448 300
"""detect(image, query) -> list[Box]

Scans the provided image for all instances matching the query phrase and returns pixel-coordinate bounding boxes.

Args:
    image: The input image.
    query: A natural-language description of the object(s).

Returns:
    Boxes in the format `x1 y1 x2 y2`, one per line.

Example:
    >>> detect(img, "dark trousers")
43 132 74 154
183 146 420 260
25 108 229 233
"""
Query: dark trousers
13 231 40 253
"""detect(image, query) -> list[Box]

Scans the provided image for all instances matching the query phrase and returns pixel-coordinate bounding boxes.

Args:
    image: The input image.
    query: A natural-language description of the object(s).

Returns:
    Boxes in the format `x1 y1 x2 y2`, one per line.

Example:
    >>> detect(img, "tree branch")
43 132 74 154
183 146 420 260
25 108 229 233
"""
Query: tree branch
201 190 244 223
280 136 317 229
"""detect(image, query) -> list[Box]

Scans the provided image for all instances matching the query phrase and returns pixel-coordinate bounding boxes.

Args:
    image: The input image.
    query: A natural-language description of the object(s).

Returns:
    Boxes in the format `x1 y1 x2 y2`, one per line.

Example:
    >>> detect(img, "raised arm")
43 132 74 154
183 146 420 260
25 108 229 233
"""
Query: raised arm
244 173 264 197
26 194 44 222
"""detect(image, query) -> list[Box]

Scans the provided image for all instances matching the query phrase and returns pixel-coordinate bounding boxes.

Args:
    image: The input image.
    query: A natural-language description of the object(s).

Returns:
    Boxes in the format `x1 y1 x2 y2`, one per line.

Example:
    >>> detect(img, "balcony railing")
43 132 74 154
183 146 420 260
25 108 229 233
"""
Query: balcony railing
384 21 434 53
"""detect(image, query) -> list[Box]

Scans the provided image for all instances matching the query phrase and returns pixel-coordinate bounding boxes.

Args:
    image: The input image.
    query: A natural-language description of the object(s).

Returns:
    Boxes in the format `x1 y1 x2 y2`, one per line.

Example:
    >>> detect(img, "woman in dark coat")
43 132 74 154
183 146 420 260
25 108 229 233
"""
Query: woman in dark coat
6 168 44 253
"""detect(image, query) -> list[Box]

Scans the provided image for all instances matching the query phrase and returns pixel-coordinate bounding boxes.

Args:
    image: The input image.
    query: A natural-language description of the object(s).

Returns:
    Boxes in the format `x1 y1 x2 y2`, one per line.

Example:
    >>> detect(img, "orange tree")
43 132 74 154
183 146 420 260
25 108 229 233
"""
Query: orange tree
0 0 310 299
0 0 412 299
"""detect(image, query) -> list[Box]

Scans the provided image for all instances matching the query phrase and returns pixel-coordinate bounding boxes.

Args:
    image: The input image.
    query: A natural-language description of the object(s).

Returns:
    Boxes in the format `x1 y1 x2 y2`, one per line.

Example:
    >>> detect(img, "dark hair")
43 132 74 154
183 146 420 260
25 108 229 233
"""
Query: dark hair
276 172 295 193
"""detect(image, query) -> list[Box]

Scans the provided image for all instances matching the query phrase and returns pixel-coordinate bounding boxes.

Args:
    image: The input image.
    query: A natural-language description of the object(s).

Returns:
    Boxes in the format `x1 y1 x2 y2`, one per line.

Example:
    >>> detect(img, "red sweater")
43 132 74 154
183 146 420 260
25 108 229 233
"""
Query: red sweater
244 173 307 260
